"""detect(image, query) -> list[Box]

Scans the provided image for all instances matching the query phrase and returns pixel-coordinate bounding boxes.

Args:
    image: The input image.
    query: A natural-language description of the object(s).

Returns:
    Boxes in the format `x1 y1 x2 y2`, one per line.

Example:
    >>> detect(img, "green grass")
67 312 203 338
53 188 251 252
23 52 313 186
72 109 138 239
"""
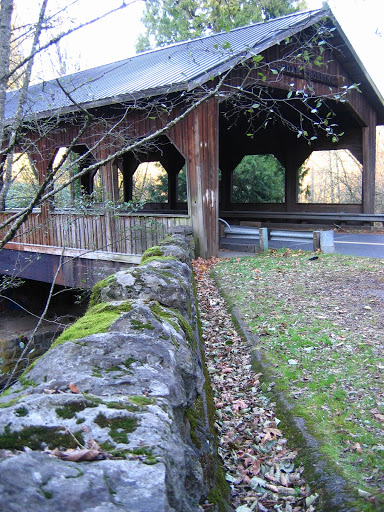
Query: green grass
213 250 384 511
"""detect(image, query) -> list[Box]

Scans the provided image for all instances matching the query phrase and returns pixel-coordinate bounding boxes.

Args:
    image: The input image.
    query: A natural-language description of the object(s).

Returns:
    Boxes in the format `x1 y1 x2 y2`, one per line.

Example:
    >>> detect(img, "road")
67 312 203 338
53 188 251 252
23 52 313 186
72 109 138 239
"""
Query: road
269 233 384 259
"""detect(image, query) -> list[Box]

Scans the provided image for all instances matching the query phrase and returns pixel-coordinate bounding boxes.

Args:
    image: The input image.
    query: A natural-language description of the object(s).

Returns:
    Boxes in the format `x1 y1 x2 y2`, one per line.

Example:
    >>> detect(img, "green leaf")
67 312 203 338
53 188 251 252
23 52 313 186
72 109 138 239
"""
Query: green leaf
271 69 278 75
287 90 293 99
253 54 264 64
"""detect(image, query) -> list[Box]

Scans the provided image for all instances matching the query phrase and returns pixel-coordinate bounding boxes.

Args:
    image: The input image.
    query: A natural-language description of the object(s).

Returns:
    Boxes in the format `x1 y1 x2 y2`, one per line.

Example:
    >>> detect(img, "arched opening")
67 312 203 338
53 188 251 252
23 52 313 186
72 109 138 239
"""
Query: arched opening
115 135 186 211
298 150 362 204
51 145 97 209
132 162 168 203
2 153 39 209
231 154 285 204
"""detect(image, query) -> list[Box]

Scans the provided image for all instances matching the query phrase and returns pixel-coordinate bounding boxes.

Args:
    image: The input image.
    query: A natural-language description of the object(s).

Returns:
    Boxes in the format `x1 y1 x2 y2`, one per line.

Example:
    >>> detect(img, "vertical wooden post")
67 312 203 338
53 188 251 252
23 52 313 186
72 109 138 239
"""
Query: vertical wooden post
30 143 56 245
167 169 178 210
188 99 219 258
122 154 139 203
285 162 298 212
101 159 119 203
362 110 376 214
169 98 219 258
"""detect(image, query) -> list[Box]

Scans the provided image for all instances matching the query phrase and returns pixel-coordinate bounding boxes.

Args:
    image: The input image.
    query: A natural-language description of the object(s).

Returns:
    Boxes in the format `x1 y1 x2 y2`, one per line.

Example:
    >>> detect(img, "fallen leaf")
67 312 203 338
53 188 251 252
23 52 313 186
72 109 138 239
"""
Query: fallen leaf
69 383 80 394
353 443 363 453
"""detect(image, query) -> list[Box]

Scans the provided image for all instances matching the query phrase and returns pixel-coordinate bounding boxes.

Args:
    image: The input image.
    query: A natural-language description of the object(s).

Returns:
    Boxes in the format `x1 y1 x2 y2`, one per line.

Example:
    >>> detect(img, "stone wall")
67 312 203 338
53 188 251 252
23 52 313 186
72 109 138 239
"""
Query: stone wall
0 227 231 512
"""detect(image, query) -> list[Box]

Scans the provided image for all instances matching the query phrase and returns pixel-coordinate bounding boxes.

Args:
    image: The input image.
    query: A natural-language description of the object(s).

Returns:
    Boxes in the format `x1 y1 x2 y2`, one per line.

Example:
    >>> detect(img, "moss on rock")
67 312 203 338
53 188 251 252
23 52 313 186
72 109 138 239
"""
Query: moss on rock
0 425 84 451
88 275 117 308
140 246 165 263
52 301 132 345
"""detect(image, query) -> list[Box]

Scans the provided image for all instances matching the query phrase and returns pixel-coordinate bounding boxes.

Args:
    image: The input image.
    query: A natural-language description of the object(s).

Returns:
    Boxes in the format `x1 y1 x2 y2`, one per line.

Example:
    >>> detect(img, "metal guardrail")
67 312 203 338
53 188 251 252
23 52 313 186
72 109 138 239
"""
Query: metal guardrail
223 226 335 253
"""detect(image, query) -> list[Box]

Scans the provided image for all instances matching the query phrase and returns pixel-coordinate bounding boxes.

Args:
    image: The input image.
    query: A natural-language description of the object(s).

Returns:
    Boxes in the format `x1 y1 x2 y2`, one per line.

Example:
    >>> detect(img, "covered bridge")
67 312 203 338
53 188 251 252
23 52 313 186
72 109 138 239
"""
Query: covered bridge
1 7 384 285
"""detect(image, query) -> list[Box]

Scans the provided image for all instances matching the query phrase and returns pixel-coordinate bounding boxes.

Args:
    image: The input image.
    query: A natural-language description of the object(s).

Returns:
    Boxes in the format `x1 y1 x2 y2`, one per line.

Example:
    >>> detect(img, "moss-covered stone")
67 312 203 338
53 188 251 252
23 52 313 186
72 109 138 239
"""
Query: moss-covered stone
0 397 22 409
55 401 95 419
141 246 165 264
88 275 117 308
0 424 84 451
94 412 138 444
150 302 196 348
128 395 155 406
130 319 155 331
139 255 177 266
52 301 132 345
14 406 28 417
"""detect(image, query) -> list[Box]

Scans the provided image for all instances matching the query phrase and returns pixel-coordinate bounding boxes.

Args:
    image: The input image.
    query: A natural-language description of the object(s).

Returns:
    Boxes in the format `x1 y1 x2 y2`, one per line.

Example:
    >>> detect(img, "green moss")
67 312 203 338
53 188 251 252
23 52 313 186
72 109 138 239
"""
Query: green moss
92 366 102 377
19 376 37 388
42 490 53 499
14 406 28 417
89 275 117 308
55 401 90 419
130 319 155 331
0 425 84 451
80 394 137 412
139 255 177 266
207 465 230 512
185 398 204 449
22 358 38 376
141 246 164 264
94 412 138 444
0 397 22 409
106 401 138 412
128 395 155 406
104 475 117 496
52 301 132 345
124 357 136 369
150 302 196 348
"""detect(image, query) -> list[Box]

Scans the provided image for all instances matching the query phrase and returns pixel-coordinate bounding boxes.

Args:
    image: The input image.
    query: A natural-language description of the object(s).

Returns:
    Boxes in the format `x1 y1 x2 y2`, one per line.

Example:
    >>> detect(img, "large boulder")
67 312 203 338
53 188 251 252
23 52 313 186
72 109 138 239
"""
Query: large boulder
0 231 230 512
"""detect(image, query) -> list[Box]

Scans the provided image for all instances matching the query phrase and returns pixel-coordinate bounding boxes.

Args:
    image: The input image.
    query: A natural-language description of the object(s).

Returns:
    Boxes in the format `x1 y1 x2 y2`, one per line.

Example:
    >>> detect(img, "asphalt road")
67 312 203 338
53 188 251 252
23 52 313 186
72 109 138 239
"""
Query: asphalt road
268 233 384 259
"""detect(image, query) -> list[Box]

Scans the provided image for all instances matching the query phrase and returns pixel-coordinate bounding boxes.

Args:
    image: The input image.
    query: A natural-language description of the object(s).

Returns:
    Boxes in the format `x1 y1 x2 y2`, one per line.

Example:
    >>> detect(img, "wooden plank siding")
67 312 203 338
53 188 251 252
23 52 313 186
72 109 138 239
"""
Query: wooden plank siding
169 98 219 258
0 211 190 256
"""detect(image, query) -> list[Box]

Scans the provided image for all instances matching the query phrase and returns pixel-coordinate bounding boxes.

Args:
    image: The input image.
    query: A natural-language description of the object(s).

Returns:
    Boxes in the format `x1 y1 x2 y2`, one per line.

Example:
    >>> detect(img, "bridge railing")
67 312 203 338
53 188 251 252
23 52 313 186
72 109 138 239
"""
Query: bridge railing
0 209 190 255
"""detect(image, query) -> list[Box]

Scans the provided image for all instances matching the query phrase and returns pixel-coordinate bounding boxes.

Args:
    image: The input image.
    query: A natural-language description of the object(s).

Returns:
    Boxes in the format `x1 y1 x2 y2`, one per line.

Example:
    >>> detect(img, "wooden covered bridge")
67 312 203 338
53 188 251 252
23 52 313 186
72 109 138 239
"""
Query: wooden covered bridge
1 7 384 288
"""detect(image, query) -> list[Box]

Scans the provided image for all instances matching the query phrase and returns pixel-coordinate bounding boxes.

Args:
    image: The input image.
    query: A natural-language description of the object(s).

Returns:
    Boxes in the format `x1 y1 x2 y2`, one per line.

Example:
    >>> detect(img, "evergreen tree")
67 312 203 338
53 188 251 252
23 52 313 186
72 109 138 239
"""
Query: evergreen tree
136 0 307 51
232 155 285 203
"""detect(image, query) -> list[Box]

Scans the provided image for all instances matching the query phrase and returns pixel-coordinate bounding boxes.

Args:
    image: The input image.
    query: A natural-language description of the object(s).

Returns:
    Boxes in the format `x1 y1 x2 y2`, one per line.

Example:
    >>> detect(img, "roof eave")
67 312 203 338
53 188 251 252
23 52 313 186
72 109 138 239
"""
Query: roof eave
327 9 384 124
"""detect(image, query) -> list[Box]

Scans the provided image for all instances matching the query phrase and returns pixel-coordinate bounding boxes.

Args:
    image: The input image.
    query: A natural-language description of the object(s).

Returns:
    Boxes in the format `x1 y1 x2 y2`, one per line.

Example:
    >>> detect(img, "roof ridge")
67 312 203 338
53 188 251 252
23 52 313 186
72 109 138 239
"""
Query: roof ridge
29 8 326 89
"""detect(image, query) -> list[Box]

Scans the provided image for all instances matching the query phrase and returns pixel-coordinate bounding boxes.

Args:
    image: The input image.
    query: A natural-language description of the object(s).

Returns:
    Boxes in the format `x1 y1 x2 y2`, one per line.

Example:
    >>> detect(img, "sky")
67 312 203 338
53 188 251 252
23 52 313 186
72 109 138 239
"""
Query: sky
16 0 384 95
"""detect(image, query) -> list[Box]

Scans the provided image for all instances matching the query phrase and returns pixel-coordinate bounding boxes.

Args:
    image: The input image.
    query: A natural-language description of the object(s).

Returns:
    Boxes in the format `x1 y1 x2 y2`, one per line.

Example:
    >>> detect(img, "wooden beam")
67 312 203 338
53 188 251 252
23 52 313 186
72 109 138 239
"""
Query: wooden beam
362 110 376 213
169 98 219 258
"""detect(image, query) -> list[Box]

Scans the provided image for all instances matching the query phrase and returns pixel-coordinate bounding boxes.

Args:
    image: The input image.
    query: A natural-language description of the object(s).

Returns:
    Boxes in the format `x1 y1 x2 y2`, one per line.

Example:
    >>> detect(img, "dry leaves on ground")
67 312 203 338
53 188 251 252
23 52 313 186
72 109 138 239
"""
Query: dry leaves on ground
193 257 318 512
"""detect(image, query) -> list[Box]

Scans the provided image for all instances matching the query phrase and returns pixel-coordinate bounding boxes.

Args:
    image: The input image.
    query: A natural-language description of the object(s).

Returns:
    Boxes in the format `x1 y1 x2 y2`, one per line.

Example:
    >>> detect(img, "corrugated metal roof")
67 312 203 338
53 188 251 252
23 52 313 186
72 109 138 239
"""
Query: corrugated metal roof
5 9 326 120
5 8 384 122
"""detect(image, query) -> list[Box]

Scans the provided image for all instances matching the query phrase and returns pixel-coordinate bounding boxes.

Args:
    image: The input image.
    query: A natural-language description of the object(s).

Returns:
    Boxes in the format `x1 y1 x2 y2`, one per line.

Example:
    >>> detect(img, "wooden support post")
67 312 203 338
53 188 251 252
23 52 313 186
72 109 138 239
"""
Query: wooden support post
169 98 219 258
362 111 376 214
167 169 178 210
101 159 119 203
188 100 219 258
122 154 139 203
285 162 298 212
